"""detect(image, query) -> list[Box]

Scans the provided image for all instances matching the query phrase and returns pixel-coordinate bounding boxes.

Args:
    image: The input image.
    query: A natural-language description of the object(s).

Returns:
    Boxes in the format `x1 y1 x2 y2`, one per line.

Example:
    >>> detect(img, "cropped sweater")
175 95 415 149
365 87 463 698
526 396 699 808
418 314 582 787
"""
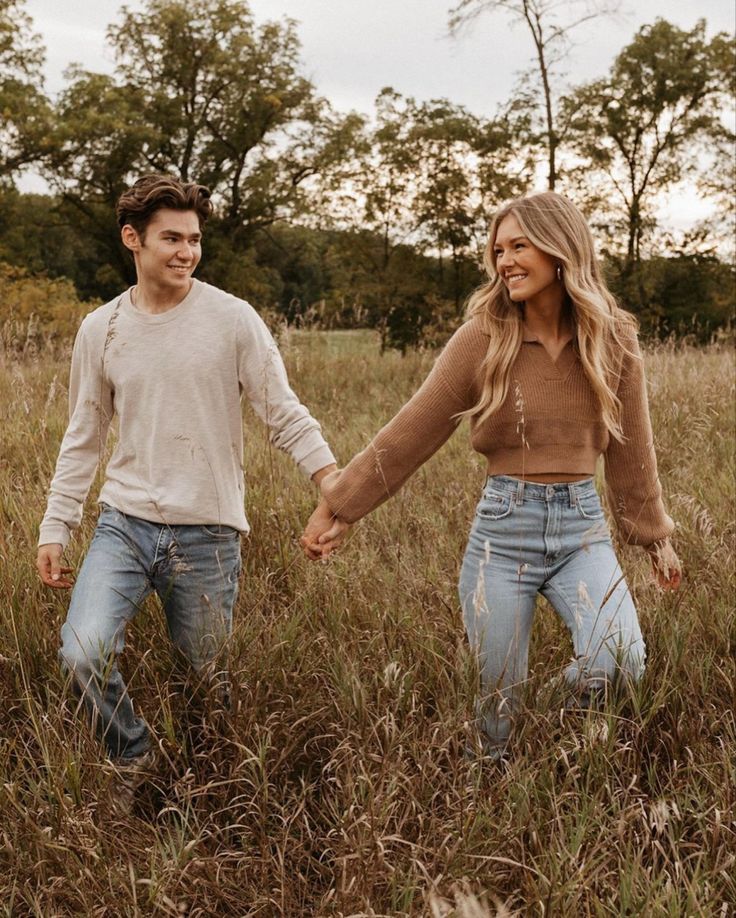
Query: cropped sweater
321 316 674 547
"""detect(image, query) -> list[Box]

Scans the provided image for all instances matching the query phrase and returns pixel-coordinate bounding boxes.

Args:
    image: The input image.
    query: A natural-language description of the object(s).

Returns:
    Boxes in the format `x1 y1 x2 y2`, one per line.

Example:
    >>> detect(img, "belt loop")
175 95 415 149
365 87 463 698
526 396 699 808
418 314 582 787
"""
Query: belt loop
516 479 524 505
567 482 577 508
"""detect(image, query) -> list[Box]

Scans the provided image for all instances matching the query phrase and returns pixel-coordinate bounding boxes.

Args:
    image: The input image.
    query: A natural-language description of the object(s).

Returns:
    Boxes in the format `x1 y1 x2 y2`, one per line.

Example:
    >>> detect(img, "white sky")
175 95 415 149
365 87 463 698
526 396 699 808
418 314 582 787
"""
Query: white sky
20 0 736 229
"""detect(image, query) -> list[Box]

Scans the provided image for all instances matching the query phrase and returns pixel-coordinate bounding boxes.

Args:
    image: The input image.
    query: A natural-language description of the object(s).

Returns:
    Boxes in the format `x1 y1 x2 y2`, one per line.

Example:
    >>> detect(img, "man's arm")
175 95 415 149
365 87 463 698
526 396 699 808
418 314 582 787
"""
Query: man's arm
38 316 114 555
236 305 336 477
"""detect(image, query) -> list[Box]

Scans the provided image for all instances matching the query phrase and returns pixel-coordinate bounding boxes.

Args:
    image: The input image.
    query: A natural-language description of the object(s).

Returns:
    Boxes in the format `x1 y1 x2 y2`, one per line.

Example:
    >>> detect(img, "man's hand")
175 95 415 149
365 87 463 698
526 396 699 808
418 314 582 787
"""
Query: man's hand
646 538 682 591
300 499 350 560
36 543 74 589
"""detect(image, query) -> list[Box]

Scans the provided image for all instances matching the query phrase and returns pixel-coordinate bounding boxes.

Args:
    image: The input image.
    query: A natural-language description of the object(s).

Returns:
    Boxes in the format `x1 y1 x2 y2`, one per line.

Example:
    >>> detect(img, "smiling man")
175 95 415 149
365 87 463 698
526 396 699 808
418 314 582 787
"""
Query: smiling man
36 174 337 799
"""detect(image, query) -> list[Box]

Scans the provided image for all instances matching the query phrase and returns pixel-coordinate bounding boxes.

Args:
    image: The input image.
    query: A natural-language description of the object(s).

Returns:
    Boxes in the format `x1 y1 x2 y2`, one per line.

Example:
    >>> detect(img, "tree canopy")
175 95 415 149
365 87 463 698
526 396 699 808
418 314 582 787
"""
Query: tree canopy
0 0 733 345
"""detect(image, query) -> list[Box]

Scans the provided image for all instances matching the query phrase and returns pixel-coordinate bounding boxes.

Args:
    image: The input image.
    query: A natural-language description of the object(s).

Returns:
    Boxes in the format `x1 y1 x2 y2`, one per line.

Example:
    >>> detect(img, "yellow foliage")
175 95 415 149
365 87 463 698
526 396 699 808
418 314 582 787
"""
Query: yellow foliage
0 262 96 354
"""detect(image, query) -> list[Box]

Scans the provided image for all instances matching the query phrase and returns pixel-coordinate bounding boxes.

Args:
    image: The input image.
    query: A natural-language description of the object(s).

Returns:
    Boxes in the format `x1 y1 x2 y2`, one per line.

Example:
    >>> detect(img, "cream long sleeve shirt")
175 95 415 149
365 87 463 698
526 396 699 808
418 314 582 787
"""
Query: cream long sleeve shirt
39 280 335 548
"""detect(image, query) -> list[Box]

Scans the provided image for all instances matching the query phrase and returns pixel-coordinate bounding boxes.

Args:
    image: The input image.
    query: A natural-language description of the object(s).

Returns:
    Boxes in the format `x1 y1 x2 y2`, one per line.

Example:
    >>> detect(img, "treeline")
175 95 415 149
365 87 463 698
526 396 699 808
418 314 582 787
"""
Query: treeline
0 0 734 348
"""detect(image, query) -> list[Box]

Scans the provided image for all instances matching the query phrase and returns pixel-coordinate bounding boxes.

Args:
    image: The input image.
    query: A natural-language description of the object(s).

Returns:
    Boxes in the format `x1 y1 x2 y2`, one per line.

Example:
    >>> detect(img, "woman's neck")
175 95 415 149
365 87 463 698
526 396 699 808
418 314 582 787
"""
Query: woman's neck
522 294 572 341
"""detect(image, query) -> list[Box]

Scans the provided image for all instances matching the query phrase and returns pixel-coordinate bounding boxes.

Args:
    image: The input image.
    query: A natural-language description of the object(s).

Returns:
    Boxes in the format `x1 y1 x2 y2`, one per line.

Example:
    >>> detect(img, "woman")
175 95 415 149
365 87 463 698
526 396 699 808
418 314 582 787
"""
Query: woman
302 192 681 759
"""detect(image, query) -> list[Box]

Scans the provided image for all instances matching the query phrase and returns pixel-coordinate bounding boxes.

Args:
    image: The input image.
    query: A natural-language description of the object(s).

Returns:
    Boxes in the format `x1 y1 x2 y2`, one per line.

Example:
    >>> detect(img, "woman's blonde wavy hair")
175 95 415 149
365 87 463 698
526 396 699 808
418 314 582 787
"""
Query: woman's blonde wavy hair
465 191 636 442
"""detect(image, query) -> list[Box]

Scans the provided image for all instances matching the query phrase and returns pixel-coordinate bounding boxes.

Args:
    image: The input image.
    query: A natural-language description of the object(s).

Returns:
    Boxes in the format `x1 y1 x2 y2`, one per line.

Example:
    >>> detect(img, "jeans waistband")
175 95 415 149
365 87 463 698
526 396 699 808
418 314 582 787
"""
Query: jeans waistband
486 474 597 504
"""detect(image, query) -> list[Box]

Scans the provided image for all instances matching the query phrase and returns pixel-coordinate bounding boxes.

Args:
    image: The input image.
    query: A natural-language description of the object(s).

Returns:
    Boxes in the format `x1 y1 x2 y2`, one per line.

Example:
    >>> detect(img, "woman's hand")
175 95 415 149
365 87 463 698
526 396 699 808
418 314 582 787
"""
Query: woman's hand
300 498 350 560
645 538 682 591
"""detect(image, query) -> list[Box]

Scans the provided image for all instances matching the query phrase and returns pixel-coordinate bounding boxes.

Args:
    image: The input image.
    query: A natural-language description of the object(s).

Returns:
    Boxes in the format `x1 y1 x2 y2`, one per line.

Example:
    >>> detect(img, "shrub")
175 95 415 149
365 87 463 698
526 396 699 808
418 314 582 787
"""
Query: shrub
0 263 95 356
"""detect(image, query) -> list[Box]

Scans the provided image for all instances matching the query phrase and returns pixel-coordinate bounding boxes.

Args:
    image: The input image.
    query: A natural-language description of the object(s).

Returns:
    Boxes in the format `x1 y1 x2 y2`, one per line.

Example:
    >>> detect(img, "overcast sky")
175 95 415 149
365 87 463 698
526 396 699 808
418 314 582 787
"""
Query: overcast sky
20 0 736 227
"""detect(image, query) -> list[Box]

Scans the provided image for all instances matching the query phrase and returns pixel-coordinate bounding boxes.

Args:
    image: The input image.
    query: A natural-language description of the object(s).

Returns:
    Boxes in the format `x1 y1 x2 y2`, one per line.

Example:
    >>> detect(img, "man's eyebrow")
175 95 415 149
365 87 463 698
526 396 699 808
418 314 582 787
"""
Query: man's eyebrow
158 229 202 238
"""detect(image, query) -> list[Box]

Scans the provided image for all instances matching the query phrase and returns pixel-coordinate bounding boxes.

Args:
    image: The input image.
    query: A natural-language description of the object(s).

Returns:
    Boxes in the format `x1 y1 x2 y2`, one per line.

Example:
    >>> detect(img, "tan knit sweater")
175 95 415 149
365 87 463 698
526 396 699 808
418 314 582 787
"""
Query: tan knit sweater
321 316 674 547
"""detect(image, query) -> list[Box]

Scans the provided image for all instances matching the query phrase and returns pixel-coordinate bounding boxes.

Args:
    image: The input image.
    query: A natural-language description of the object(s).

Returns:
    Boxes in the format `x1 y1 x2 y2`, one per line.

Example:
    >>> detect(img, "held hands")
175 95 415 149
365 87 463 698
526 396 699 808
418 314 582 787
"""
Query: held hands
36 543 74 589
646 538 682 591
300 498 350 561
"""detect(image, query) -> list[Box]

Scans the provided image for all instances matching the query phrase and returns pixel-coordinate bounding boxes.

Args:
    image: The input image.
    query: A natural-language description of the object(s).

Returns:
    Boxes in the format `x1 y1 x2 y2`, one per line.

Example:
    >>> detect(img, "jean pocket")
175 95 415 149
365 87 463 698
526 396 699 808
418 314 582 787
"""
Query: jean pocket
477 490 514 521
575 492 605 520
95 503 120 527
201 524 240 540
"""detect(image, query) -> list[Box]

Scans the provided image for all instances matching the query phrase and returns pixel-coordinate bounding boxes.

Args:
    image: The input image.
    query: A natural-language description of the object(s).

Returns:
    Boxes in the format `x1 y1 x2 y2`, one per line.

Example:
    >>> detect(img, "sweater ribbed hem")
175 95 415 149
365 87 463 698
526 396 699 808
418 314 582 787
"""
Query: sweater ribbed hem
486 445 599 477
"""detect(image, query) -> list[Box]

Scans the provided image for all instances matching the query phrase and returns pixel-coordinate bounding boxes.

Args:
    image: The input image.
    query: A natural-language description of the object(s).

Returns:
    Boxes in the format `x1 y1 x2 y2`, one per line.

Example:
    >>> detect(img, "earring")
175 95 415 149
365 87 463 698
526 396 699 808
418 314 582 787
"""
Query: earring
556 264 563 281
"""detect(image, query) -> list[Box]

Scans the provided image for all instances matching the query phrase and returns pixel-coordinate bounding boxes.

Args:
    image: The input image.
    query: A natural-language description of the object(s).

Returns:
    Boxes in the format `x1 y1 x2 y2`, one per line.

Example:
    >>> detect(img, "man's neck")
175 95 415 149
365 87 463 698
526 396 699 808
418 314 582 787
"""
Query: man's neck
131 278 194 315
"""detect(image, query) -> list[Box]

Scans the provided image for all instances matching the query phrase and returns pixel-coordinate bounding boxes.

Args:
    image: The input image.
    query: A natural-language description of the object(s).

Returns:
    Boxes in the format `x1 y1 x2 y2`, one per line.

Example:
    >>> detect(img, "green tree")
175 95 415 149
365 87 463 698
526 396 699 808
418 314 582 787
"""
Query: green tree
322 89 531 348
565 18 734 287
0 0 52 180
0 190 94 284
47 0 360 289
696 117 736 255
449 0 619 190
316 89 420 347
409 98 532 308
47 71 154 290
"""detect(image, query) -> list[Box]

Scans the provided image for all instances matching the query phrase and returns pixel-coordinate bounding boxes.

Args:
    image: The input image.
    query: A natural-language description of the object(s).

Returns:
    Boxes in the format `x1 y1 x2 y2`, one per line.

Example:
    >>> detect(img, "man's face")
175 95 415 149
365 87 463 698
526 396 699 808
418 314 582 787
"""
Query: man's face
124 208 202 292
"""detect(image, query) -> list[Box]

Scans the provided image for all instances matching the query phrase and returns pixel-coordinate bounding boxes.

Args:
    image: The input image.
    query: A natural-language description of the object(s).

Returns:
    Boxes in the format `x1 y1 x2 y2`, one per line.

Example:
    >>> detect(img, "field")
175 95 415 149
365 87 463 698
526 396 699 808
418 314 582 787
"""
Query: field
1 328 734 917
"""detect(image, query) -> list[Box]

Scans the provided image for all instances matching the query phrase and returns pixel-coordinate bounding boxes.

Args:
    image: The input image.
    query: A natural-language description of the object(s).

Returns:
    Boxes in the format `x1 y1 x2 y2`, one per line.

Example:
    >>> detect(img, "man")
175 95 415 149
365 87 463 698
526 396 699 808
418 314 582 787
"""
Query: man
37 174 337 791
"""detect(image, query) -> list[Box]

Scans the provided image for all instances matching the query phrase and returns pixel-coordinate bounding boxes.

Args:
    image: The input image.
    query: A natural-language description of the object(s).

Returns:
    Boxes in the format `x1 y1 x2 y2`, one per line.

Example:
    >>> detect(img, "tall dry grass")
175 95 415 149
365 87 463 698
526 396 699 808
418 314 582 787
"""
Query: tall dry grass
0 328 734 916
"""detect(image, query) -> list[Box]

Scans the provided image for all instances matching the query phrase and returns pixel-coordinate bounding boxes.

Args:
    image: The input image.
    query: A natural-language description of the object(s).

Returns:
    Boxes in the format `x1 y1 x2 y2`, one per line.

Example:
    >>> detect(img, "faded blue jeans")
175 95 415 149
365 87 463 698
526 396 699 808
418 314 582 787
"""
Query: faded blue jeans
458 476 645 756
59 504 241 760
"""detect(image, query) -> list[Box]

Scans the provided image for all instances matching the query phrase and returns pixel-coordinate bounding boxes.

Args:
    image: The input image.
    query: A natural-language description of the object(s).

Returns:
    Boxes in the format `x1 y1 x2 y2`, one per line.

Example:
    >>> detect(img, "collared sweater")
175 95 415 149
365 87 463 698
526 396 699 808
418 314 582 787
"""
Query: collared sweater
39 279 336 549
321 316 674 547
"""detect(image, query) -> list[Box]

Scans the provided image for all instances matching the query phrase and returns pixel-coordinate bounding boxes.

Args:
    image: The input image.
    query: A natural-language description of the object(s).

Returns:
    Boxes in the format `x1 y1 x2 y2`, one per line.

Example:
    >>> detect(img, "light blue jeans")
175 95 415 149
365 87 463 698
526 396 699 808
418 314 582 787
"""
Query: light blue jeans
59 504 241 760
458 475 645 755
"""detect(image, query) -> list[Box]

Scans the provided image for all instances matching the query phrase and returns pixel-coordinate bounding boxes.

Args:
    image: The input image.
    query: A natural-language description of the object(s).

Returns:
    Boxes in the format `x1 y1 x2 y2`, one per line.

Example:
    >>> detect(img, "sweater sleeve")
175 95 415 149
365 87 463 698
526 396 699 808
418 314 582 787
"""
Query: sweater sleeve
603 326 674 547
236 303 335 477
38 318 114 549
321 320 485 523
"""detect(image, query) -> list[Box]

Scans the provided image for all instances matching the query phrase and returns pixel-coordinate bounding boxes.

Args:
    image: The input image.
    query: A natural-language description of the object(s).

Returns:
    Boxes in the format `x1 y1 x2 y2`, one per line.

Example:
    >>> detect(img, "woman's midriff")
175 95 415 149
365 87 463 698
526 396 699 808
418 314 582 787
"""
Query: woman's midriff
488 468 592 483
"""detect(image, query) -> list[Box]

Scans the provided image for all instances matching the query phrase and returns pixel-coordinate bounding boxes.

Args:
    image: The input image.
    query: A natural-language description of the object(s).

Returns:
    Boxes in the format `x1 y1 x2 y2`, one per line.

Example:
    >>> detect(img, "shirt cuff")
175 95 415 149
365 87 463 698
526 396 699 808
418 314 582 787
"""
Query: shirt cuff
38 522 72 550
297 445 337 479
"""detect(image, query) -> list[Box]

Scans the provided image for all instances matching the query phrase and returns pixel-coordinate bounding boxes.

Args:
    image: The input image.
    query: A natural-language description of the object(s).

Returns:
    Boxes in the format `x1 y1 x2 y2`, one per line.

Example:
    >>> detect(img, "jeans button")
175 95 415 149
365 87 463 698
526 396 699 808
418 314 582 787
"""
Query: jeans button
546 486 554 498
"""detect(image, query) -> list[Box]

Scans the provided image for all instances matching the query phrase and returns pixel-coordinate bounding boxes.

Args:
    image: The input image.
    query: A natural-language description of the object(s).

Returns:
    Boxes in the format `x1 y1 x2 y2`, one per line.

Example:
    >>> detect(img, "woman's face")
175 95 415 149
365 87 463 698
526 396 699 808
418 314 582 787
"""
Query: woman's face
493 213 559 305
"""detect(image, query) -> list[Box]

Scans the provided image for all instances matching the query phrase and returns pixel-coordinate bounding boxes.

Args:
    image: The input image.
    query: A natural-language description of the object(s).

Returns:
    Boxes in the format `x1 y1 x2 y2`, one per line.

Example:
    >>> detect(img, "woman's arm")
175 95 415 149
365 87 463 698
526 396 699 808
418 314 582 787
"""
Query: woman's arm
603 325 681 588
320 321 484 524
301 320 487 555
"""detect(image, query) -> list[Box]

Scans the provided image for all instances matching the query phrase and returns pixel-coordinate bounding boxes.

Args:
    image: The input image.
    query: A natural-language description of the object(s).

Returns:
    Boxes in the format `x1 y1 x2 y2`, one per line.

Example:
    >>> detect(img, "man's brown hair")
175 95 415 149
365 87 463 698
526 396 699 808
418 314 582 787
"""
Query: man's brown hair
116 174 213 237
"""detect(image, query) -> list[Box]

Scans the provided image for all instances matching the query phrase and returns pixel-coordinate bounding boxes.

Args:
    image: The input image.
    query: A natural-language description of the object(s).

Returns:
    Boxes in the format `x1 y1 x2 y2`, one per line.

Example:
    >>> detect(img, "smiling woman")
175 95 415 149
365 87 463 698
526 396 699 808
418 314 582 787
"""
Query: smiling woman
493 215 559 309
304 190 682 761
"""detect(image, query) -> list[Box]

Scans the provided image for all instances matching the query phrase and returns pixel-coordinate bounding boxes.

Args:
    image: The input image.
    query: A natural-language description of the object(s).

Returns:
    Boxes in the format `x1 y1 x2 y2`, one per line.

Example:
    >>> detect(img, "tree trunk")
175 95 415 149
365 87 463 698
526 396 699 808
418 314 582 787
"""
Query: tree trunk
526 4 557 190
